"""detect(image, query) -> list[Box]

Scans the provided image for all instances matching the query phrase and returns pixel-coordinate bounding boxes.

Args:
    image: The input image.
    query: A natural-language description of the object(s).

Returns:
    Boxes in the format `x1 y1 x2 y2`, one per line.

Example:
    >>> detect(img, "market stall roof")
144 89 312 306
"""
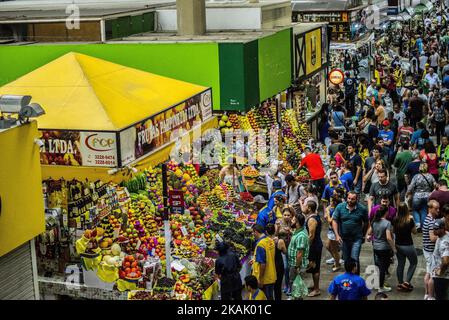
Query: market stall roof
414 2 433 14
0 52 208 131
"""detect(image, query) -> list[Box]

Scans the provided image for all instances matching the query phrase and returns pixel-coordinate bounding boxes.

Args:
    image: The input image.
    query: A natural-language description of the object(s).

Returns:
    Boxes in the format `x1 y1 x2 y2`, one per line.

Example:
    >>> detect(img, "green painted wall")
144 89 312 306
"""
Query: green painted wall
218 41 259 111
0 43 221 110
219 43 246 111
258 28 292 102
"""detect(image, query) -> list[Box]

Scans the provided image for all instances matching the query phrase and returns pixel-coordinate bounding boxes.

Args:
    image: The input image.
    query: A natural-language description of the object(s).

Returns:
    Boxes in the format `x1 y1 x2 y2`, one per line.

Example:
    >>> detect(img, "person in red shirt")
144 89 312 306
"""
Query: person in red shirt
299 147 326 196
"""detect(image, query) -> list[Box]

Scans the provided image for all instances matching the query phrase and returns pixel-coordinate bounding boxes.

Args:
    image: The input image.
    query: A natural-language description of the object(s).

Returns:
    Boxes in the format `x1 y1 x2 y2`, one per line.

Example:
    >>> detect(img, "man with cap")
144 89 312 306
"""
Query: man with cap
378 120 394 162
255 195 275 230
215 241 243 300
344 71 357 117
431 219 449 300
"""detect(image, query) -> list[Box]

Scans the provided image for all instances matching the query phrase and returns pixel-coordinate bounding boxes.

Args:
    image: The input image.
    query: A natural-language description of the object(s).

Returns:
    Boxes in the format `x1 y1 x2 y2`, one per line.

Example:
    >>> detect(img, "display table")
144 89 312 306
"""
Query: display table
38 276 128 300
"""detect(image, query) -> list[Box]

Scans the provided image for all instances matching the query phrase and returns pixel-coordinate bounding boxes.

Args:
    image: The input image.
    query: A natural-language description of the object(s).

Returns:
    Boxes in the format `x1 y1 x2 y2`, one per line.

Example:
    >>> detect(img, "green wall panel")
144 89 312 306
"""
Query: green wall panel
143 13 155 32
258 28 292 101
219 43 246 111
0 43 221 110
131 15 144 35
117 16 131 38
243 40 260 110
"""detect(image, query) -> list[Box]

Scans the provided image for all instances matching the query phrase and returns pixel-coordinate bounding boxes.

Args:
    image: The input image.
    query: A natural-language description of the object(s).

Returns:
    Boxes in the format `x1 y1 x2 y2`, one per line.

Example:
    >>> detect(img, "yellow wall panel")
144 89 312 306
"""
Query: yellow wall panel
0 121 45 257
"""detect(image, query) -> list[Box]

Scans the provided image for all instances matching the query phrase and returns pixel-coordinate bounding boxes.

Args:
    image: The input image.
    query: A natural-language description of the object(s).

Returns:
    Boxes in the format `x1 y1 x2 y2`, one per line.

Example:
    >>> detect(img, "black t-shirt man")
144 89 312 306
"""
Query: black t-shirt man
369 181 399 207
344 78 356 97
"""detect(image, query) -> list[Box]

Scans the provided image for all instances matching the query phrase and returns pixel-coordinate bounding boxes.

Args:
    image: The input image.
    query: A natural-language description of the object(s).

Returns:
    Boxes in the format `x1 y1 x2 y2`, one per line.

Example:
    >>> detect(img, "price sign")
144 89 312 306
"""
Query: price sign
169 190 185 214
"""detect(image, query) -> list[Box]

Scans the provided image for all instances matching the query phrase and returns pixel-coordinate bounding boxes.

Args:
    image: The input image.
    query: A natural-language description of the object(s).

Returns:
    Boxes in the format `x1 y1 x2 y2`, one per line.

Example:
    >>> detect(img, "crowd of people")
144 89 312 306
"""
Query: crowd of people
213 6 449 301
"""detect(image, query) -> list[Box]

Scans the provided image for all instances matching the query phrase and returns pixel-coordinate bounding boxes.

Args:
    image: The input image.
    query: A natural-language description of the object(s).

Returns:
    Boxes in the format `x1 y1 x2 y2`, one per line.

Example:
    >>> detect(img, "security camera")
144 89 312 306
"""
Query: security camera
20 103 45 118
0 95 32 113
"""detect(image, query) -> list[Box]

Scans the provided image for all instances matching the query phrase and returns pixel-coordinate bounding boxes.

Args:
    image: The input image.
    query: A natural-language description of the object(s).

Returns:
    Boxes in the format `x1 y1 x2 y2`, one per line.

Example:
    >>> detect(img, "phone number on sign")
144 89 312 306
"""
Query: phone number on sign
95 160 116 165
95 155 115 160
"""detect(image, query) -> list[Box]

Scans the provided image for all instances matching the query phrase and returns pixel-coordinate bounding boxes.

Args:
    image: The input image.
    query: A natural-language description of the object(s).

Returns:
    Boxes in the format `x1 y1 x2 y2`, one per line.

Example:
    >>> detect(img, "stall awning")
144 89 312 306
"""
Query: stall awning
389 12 412 21
415 2 433 14
0 52 207 131
292 0 359 11
330 33 374 50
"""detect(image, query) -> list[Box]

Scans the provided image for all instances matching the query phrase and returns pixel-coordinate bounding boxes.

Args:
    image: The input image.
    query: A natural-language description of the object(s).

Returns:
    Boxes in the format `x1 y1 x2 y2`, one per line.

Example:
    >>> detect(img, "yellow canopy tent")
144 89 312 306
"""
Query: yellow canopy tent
0 52 217 182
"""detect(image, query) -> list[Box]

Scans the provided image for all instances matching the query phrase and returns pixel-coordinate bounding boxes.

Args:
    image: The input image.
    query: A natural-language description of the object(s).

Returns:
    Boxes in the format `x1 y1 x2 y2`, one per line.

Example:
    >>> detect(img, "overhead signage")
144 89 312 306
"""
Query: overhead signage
120 89 213 166
39 130 118 167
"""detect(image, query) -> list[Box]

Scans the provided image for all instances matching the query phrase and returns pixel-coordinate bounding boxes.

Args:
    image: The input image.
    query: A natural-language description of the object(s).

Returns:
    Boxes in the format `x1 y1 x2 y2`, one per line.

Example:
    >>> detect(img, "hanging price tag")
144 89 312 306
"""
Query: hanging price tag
215 234 224 243
181 226 189 237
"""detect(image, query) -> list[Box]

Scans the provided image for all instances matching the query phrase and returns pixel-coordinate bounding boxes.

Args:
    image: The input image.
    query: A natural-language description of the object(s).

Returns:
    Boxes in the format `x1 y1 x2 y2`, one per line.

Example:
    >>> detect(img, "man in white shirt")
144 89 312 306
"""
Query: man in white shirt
431 219 449 300
430 51 441 74
420 53 429 73
425 17 432 29
425 68 441 89
366 79 377 103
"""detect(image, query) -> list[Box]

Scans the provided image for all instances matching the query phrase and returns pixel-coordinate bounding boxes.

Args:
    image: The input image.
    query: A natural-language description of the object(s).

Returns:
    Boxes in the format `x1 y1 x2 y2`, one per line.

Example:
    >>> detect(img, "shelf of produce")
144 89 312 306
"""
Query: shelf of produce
38 276 128 300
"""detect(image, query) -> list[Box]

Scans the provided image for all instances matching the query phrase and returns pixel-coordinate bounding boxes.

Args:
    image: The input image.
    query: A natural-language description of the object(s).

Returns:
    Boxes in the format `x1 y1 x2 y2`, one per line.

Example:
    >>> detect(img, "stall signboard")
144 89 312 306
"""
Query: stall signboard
328 69 345 85
39 130 118 167
169 190 185 214
120 89 212 166
305 28 322 75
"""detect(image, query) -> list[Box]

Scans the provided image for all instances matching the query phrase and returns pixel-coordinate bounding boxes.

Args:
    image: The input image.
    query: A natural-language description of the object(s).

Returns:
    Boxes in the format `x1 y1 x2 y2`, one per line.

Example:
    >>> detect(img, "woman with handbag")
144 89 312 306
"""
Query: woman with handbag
406 163 436 232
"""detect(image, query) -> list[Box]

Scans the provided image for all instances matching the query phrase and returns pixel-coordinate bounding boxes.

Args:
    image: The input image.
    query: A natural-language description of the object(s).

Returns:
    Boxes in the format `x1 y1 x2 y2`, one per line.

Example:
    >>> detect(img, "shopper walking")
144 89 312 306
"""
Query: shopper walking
325 196 343 272
288 213 309 300
393 203 418 292
299 147 326 196
344 71 357 117
285 174 301 207
429 180 449 209
266 224 287 301
431 219 449 300
304 201 323 297
347 144 363 194
394 142 414 200
366 206 396 293
332 191 369 273
215 242 243 300
328 258 371 300
368 169 400 212
407 163 436 231
423 200 440 300
251 224 277 300
276 205 294 294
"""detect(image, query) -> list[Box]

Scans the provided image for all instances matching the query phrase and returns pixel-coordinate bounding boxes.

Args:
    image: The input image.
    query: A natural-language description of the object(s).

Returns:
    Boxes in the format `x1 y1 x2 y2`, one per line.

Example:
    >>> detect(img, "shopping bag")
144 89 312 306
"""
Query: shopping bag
291 273 308 299
97 263 119 283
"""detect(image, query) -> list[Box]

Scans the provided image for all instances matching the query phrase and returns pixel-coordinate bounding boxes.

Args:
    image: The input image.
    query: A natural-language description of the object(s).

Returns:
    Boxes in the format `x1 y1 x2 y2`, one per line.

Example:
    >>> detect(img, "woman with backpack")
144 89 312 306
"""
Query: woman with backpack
406 163 436 231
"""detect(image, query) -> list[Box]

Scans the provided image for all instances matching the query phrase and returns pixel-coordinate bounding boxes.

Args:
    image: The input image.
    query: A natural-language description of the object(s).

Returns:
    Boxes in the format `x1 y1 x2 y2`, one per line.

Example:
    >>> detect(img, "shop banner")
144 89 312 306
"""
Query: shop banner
305 28 322 76
120 89 212 166
39 130 118 167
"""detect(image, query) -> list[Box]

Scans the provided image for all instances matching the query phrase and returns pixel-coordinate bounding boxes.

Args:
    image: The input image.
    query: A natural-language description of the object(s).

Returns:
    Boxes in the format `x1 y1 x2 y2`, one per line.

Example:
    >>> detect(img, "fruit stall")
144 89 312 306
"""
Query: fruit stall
216 105 313 195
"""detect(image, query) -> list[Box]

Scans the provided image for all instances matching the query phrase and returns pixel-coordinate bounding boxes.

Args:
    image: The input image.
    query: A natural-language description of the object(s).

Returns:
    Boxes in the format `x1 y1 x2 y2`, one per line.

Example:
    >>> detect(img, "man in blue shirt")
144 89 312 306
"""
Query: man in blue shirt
328 258 371 300
410 122 425 146
378 120 394 161
255 195 275 230
267 180 286 211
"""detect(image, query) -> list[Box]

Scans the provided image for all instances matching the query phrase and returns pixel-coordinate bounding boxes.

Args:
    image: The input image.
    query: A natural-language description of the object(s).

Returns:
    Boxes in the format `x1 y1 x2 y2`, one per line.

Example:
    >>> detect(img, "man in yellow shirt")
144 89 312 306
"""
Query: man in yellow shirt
393 64 404 92
244 275 267 300
358 77 367 104
251 224 277 300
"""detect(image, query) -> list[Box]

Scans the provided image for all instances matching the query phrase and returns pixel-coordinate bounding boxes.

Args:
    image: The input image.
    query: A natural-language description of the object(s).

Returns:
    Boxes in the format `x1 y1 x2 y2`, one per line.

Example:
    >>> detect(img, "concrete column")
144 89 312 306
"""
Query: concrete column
176 0 206 36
